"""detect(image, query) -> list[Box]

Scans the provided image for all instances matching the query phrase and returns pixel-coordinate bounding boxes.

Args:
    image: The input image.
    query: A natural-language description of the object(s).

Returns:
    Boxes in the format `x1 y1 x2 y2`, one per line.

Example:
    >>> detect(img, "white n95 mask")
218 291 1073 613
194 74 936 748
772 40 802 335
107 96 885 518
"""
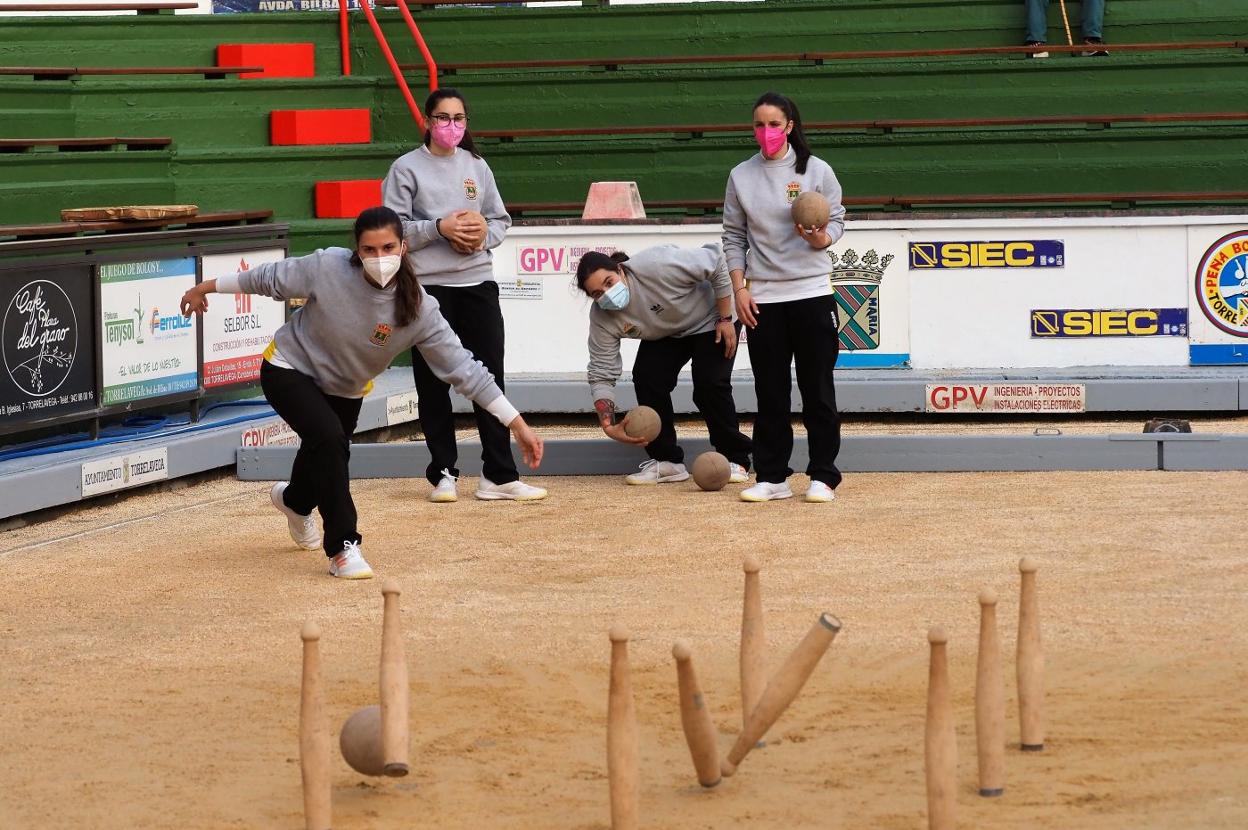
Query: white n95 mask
363 255 402 287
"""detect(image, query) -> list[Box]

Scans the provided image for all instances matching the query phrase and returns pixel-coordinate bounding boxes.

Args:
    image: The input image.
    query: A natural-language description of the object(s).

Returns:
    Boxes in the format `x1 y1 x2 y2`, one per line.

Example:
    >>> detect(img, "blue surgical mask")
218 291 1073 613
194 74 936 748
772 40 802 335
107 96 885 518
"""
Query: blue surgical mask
596 280 630 311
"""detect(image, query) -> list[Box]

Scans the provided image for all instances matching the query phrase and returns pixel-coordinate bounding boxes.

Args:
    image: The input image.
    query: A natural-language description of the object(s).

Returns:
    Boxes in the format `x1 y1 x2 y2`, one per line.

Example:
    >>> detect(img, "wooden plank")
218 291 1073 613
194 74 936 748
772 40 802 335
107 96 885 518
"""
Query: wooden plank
0 210 272 240
505 192 1248 214
476 112 1248 141
0 137 172 151
423 41 1247 72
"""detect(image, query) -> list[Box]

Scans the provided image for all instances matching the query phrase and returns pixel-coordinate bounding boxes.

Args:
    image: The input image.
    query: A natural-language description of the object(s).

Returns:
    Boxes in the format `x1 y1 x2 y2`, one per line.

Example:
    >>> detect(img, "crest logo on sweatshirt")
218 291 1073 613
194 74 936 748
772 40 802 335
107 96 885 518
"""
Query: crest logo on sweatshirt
370 323 392 346
463 178 479 201
786 181 802 203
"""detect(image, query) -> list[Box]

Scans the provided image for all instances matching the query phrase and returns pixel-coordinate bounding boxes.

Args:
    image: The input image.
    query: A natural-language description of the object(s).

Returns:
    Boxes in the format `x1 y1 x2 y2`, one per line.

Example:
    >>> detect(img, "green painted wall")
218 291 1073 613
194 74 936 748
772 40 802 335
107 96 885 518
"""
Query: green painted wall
1 0 1245 252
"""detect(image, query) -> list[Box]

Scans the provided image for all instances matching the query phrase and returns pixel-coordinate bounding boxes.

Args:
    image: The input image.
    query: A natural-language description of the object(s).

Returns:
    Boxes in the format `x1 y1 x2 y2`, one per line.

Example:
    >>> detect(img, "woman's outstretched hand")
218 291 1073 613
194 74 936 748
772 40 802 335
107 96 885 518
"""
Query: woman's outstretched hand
510 415 545 468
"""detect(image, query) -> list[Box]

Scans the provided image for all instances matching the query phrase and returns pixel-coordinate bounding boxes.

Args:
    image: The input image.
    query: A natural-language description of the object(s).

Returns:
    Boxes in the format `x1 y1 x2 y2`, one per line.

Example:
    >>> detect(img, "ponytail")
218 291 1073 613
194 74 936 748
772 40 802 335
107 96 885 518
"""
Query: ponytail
754 91 812 175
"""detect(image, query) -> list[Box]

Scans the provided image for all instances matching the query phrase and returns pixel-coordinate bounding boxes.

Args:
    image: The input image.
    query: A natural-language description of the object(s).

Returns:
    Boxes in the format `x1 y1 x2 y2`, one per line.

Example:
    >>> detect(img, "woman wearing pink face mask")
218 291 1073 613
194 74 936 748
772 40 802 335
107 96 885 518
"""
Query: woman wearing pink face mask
721 91 847 505
383 88 547 504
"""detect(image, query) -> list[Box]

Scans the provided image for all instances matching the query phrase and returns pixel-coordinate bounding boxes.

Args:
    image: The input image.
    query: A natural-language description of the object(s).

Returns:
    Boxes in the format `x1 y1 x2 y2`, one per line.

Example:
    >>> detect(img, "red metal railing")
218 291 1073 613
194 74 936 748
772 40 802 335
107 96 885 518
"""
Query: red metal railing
337 0 438 132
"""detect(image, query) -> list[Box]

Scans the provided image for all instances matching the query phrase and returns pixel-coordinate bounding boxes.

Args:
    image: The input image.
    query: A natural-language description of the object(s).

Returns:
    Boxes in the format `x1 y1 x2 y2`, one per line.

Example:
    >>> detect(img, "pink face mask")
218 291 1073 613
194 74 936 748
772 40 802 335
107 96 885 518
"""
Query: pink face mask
431 120 466 150
754 125 788 157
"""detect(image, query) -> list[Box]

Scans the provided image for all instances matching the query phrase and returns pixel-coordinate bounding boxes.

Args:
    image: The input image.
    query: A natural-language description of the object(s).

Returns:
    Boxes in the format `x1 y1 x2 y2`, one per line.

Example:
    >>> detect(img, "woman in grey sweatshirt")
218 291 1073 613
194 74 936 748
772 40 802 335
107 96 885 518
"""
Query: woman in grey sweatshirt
722 91 846 504
577 244 752 486
180 207 544 580
383 88 547 504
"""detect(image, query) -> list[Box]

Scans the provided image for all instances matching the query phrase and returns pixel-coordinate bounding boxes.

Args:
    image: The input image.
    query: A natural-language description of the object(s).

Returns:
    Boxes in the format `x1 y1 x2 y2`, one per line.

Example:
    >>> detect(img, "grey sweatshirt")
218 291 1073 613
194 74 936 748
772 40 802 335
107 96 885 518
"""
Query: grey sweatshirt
382 145 512 287
586 243 732 405
219 248 511 417
721 147 846 281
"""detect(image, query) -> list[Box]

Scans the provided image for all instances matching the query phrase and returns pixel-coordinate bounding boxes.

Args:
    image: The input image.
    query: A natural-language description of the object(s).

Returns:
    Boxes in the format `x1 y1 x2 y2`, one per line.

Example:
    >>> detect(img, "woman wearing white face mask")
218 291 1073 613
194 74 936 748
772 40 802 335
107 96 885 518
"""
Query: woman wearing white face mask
722 90 847 504
382 88 546 504
179 206 544 580
576 246 753 486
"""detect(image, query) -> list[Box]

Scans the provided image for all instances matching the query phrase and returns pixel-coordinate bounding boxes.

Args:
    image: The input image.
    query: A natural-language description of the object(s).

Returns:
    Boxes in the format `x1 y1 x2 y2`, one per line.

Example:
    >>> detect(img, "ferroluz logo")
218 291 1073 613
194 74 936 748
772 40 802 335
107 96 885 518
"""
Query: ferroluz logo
149 305 193 338
2 279 77 397
1194 230 1248 337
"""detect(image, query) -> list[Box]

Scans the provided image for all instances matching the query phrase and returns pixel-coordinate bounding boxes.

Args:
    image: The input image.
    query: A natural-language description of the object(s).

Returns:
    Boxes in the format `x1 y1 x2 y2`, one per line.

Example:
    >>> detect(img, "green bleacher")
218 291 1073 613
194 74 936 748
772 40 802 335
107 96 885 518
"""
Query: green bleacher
1 0 1245 253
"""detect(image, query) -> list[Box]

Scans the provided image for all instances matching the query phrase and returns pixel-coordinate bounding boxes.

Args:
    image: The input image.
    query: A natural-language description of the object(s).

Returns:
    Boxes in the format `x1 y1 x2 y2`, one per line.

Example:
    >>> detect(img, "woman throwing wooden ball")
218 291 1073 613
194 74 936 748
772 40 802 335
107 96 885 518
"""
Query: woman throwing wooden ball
180 206 544 580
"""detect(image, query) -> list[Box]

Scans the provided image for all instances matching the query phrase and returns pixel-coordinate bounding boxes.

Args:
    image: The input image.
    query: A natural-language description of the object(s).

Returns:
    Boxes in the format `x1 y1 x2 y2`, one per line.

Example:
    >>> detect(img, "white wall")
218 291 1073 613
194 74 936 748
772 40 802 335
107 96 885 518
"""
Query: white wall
489 215 1248 376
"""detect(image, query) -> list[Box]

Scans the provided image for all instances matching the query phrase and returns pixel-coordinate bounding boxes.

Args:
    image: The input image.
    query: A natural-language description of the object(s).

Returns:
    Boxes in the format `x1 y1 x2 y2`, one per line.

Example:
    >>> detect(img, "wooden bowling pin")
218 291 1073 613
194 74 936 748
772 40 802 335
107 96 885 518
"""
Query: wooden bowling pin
299 621 332 830
721 612 841 777
975 590 1005 797
608 626 639 830
1017 558 1045 751
740 555 766 733
672 640 721 788
925 626 956 830
379 578 410 776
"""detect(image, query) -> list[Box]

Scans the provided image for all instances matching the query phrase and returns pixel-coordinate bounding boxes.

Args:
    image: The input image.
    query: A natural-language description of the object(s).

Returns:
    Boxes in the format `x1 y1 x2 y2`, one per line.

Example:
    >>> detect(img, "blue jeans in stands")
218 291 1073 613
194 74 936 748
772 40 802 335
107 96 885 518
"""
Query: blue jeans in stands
1025 0 1104 43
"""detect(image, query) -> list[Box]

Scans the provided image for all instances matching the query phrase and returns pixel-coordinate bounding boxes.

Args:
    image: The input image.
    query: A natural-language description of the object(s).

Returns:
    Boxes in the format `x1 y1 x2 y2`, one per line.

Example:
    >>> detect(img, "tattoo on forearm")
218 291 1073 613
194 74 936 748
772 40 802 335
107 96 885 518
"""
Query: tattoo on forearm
594 398 616 425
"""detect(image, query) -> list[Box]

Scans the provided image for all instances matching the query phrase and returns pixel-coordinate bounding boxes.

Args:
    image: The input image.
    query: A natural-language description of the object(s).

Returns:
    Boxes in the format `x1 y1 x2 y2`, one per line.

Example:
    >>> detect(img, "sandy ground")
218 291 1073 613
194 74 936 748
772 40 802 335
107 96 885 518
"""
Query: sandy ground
2 468 1247 829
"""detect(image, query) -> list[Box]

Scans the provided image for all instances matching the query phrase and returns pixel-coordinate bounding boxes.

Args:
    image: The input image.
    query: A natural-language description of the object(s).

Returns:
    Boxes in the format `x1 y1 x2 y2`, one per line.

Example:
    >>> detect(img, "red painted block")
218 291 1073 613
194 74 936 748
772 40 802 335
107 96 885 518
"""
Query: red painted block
217 43 315 79
315 180 383 219
271 109 371 146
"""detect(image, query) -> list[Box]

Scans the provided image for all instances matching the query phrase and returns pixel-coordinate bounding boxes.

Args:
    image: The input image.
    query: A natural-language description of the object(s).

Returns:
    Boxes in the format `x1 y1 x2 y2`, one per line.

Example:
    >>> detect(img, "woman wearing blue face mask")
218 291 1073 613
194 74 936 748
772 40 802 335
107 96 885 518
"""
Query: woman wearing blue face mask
576 245 753 486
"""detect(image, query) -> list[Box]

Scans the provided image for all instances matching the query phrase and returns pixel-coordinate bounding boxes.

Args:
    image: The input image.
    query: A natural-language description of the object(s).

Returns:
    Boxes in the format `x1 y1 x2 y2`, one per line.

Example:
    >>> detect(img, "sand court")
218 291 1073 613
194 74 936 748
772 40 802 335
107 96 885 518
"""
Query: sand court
1 469 1246 829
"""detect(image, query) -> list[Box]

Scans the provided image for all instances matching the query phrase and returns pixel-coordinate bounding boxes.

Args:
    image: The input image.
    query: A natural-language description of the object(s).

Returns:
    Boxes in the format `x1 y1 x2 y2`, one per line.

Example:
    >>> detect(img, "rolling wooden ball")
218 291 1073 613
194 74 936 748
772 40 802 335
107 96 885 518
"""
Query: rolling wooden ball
340 705 386 777
691 451 731 491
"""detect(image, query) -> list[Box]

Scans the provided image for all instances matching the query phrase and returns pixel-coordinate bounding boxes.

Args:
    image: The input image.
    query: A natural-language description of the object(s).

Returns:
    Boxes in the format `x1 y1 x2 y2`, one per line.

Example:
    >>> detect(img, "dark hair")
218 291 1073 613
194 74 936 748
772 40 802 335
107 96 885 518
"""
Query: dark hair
423 87 482 159
753 91 812 175
574 250 629 295
350 206 422 327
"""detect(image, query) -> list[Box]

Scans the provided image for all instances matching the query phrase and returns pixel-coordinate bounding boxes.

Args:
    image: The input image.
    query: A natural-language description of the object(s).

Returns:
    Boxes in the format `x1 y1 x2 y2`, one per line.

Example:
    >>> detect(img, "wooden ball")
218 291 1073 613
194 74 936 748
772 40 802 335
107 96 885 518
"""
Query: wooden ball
339 705 385 777
791 191 830 229
623 405 661 442
691 451 731 491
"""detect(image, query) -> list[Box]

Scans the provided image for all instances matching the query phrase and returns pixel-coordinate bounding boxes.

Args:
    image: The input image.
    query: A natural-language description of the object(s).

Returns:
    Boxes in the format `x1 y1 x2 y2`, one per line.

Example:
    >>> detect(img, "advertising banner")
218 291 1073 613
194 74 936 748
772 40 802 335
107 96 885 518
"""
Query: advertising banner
200 249 286 389
99 258 198 406
81 447 169 497
1188 227 1248 365
0 263 97 430
925 383 1086 414
212 0 366 11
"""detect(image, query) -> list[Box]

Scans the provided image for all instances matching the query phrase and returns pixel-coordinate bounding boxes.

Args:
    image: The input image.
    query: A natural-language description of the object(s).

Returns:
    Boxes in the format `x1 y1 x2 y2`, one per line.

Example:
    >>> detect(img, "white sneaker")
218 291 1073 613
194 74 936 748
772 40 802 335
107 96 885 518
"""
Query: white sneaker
475 477 549 501
625 459 690 485
429 469 458 503
728 463 749 484
804 481 836 503
270 482 321 550
739 481 793 502
328 541 373 579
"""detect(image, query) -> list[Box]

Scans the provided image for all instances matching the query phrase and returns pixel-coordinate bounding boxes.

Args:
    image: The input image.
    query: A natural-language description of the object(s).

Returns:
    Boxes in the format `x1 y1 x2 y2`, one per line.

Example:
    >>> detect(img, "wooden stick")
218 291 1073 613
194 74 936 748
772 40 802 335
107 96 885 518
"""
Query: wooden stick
1017 558 1045 751
300 621 332 830
1058 0 1075 47
740 555 766 735
925 626 957 830
379 578 410 776
721 612 841 777
975 590 1005 797
608 626 639 830
672 640 722 787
